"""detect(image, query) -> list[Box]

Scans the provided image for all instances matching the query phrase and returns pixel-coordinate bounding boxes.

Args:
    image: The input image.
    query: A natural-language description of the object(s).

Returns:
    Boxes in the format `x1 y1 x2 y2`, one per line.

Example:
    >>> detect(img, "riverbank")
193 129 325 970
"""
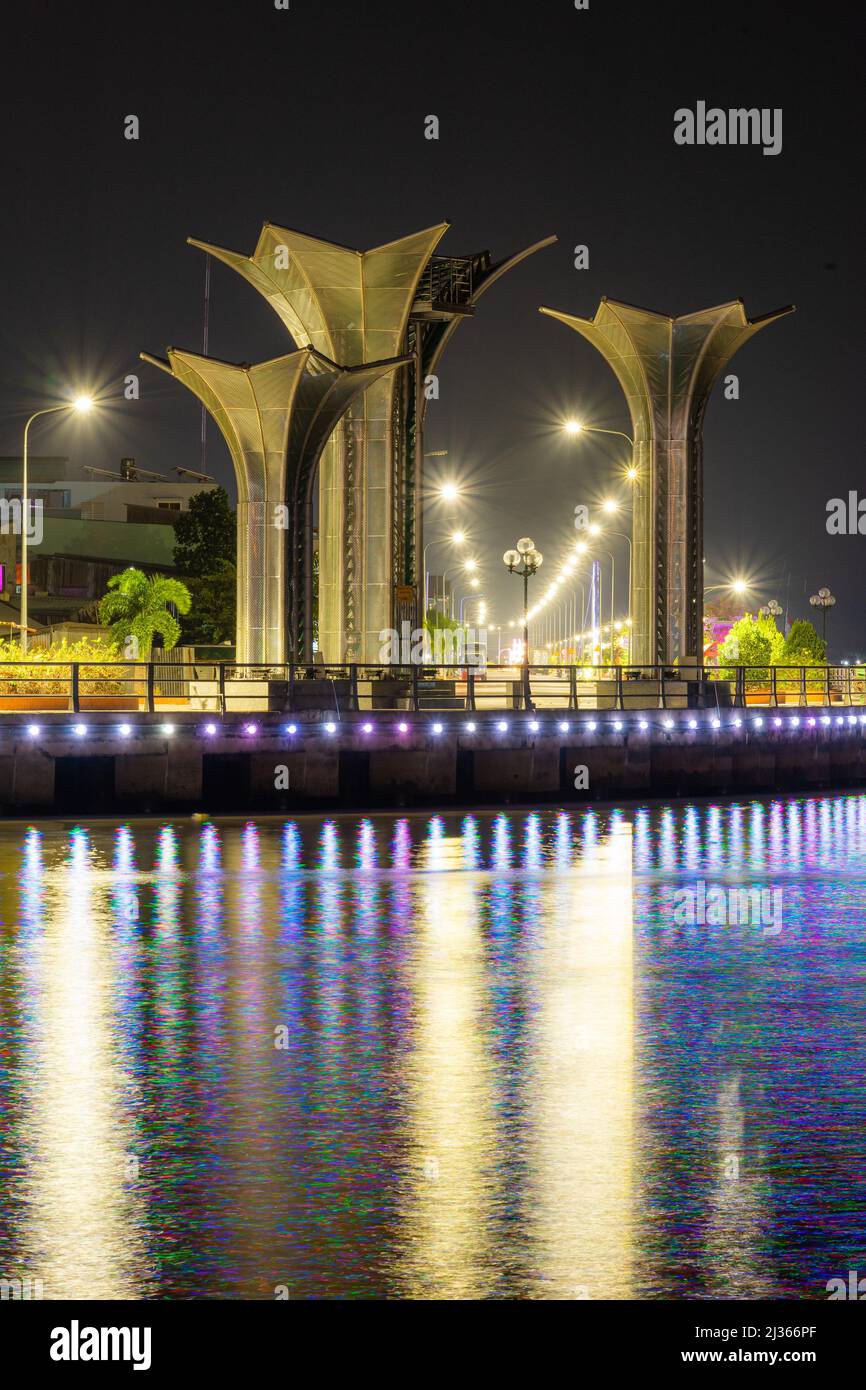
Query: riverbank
1 709 865 813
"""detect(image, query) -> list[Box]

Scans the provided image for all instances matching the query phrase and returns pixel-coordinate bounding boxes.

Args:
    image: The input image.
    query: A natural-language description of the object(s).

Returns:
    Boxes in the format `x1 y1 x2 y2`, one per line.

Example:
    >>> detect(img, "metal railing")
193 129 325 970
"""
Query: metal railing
0 662 861 714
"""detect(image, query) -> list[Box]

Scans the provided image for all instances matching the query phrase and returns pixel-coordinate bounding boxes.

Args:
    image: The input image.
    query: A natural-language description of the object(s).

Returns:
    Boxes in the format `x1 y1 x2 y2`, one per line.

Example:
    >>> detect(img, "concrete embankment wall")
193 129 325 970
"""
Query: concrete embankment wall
2 712 865 814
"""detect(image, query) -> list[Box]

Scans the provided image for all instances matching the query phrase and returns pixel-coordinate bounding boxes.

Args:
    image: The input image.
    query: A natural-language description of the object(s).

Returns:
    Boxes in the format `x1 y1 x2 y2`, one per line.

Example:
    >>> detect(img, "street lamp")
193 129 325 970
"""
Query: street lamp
22 394 94 654
563 420 634 449
810 587 836 645
759 598 783 621
423 528 466 615
503 537 543 681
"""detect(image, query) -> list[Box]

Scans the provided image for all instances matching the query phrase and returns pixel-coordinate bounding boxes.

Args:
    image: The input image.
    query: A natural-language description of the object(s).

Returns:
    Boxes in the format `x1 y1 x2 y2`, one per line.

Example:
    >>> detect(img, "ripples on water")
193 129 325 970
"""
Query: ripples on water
0 795 864 1300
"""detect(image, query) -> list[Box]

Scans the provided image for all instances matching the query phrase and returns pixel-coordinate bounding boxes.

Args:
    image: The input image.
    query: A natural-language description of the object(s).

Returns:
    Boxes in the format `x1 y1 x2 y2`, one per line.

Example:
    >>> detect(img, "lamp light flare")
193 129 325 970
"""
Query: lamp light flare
72 394 94 413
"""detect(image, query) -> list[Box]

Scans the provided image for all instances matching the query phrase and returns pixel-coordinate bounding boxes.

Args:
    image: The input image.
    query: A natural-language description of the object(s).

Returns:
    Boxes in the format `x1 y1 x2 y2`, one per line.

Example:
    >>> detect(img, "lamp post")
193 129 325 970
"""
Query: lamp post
21 395 93 654
423 529 466 616
810 587 836 646
503 538 543 679
759 598 783 630
440 556 478 618
564 420 634 451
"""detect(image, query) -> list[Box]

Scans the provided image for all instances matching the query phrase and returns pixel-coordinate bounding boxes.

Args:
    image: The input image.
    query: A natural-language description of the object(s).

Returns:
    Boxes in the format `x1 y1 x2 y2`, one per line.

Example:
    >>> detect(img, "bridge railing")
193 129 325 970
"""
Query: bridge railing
0 661 861 713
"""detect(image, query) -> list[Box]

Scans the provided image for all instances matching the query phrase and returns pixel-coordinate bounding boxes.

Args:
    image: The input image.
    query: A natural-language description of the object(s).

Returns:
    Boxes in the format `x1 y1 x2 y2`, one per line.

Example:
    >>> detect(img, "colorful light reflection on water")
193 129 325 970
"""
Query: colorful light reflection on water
0 796 865 1299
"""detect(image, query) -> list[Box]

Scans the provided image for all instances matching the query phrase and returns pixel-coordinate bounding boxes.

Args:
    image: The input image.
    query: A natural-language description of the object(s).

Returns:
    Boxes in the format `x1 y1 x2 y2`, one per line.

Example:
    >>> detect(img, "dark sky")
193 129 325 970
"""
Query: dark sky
1 0 861 653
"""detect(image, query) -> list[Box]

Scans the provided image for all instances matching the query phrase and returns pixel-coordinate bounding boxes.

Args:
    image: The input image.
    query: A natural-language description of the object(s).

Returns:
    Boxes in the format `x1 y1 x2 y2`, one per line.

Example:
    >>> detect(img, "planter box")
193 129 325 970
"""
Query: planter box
80 696 138 711
0 695 68 710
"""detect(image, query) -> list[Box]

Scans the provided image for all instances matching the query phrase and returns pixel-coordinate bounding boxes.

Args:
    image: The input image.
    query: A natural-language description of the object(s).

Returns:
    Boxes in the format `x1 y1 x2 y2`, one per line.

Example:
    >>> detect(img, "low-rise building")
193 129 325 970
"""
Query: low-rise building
0 456 217 628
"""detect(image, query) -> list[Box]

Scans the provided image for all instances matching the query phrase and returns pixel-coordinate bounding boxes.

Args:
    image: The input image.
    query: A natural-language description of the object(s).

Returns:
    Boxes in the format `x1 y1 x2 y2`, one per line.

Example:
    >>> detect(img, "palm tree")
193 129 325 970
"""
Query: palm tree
98 568 192 657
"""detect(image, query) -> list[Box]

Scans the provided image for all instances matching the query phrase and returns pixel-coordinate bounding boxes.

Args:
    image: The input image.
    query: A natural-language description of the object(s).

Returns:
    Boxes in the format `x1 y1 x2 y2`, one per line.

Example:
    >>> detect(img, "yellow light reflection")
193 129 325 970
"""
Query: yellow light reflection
524 821 634 1298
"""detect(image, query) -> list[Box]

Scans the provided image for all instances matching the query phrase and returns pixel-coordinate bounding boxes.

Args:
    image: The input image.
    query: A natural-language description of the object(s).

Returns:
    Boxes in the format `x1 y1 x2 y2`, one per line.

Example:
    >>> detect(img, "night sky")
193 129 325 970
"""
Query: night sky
1 1 861 653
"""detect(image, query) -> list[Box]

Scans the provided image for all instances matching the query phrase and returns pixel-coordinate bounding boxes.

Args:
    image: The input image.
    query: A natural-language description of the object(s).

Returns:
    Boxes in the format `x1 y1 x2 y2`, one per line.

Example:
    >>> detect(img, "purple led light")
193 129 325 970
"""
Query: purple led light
204 723 218 736
362 722 374 734
398 721 409 734
245 722 259 736
285 723 298 735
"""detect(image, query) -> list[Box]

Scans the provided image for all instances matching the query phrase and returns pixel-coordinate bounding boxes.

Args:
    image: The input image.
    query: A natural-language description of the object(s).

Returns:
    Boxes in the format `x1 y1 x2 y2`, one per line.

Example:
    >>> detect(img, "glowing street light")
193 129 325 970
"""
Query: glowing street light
503 539 543 693
438 482 461 501
423 528 468 614
563 419 634 448
21 393 95 654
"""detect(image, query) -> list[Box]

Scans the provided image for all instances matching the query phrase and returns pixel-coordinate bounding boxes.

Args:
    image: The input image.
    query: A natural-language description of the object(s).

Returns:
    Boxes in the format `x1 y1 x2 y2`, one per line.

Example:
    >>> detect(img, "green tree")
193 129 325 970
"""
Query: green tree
182 561 236 644
718 612 784 680
782 619 826 665
172 487 235 576
99 568 192 657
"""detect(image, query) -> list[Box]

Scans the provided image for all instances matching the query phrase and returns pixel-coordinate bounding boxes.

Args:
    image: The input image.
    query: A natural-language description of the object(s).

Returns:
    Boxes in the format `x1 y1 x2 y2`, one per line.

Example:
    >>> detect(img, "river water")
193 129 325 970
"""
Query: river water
0 796 864 1300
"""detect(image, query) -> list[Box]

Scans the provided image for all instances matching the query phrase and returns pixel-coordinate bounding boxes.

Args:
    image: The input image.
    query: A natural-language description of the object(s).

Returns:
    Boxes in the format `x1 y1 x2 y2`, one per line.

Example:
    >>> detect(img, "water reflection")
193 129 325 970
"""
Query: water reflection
0 796 864 1299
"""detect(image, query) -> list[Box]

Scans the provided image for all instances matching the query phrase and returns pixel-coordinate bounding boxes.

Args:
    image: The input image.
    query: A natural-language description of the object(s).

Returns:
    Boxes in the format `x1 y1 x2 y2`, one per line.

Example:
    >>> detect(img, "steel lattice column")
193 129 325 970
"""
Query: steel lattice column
540 299 794 665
